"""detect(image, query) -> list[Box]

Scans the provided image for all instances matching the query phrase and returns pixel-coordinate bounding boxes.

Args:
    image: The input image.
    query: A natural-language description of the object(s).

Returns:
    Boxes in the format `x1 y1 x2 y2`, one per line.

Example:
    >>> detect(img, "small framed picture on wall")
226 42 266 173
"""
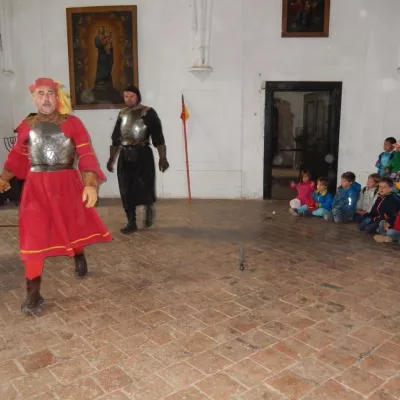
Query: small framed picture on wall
282 0 330 38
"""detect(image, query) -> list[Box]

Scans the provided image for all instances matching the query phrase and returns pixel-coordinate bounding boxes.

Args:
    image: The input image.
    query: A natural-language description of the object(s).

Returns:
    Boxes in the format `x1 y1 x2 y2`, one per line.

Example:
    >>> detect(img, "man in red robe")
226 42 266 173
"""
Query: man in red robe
0 78 112 313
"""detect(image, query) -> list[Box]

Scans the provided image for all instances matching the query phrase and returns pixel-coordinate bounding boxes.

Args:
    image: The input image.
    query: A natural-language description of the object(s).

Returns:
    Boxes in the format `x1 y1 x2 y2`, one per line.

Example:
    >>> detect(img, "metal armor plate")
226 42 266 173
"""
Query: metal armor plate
120 108 149 145
28 121 76 170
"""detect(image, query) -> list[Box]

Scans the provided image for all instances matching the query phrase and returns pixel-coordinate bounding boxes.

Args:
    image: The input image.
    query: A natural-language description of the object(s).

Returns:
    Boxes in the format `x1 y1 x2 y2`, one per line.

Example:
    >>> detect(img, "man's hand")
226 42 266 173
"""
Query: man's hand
0 179 11 193
82 186 97 208
384 221 390 231
159 158 169 173
356 209 366 215
106 159 114 173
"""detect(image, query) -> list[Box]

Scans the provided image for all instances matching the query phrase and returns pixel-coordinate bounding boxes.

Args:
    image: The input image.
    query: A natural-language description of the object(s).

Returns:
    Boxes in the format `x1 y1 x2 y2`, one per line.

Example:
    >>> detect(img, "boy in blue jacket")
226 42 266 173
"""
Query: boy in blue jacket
290 177 333 217
324 171 361 223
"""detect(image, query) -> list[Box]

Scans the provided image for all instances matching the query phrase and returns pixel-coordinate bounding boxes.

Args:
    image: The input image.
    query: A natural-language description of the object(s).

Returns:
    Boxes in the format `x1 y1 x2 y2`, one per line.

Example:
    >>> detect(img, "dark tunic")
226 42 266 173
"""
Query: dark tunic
111 107 165 210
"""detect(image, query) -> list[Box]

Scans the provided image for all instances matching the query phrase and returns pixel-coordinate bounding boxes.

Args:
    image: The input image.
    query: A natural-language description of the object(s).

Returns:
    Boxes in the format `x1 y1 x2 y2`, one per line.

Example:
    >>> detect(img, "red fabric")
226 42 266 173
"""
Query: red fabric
4 122 30 180
3 116 111 261
25 259 44 279
67 116 106 183
393 212 400 231
19 169 111 261
295 181 315 206
24 247 84 278
74 247 84 255
306 198 317 211
29 78 58 93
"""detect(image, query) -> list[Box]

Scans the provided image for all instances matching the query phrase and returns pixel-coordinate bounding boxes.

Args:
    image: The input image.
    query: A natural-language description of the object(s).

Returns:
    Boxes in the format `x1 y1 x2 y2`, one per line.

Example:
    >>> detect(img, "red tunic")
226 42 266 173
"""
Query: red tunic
5 115 112 261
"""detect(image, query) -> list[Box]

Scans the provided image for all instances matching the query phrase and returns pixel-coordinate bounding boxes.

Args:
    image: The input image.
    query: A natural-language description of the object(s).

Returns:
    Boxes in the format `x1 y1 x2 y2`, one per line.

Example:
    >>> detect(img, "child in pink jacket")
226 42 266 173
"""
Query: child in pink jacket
289 171 315 209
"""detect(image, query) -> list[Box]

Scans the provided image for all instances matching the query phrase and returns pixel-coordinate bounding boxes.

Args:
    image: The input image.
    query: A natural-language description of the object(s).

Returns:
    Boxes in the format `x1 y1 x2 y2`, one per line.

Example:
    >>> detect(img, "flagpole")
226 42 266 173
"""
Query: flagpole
181 95 192 204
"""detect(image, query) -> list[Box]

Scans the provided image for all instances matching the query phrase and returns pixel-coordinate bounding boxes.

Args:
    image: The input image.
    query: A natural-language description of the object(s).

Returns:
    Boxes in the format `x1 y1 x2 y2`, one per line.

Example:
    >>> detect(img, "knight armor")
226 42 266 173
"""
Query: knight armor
120 108 149 145
28 121 76 172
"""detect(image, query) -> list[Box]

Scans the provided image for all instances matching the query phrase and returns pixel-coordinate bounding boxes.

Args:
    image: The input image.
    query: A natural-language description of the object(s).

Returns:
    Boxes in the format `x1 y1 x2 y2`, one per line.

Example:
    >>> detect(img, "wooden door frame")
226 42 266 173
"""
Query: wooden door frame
263 81 343 200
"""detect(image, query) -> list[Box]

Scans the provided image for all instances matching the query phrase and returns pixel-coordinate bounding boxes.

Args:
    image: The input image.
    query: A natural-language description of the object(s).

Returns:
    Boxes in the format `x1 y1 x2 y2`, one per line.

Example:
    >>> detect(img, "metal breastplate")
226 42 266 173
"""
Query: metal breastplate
28 121 76 172
120 108 149 145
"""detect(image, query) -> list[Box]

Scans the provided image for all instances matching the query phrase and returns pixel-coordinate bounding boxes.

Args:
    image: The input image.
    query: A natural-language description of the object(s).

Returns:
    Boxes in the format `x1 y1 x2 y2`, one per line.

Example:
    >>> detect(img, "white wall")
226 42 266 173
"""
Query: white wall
1 0 400 198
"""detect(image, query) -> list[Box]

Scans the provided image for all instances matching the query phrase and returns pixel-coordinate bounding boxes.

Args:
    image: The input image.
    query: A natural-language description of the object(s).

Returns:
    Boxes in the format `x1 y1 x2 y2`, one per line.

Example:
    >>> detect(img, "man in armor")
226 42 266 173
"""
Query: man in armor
107 85 169 234
0 77 111 313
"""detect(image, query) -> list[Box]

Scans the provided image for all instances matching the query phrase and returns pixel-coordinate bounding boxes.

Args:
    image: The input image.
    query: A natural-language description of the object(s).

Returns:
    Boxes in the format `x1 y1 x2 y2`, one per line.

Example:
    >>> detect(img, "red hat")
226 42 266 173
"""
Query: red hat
29 78 59 93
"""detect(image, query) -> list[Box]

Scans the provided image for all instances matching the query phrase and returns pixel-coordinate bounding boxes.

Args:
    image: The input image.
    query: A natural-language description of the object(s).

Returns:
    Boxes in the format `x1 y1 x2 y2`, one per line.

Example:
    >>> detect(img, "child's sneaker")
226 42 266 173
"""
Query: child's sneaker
374 235 393 243
289 208 299 217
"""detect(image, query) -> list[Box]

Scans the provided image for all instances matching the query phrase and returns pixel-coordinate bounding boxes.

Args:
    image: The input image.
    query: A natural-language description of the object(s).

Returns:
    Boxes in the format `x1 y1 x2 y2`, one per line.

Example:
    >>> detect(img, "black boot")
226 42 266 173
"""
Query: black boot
120 209 138 234
145 205 154 228
21 277 44 313
74 253 88 279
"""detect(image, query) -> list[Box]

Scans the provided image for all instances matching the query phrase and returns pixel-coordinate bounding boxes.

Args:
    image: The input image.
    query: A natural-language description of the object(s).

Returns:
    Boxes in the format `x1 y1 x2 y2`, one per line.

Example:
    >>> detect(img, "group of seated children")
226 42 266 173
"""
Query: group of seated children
289 137 400 243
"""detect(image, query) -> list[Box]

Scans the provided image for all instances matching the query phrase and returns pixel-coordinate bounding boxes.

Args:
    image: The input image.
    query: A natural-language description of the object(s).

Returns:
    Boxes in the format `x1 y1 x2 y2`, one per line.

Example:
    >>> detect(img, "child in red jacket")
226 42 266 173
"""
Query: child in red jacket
289 171 315 210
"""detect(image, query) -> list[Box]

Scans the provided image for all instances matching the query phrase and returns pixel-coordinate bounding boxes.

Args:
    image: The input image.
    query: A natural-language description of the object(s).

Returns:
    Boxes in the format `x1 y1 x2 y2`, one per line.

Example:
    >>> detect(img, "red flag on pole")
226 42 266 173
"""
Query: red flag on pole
181 95 192 204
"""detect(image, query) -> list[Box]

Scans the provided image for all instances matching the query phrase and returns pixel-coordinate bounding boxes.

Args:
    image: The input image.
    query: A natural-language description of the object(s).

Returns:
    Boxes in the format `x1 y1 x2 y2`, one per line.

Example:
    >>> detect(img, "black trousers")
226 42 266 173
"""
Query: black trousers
117 145 156 213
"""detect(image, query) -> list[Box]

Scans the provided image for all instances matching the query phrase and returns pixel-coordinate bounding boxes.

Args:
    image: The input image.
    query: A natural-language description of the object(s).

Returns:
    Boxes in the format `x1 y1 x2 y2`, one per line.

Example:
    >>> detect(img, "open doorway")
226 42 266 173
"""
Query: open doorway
263 82 342 200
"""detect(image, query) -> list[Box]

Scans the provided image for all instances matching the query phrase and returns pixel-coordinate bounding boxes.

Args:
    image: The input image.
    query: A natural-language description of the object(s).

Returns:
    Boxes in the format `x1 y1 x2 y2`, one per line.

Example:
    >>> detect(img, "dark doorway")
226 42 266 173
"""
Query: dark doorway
263 81 342 200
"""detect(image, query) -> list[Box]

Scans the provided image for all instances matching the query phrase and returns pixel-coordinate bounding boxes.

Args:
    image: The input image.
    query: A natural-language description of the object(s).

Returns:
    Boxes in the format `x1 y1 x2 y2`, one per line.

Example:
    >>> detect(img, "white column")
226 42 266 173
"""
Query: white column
190 0 213 69
0 0 14 74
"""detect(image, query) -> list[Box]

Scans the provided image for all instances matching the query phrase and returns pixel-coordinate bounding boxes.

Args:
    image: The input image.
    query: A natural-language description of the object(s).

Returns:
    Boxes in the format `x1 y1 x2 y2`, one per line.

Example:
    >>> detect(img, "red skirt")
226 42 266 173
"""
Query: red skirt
19 169 112 261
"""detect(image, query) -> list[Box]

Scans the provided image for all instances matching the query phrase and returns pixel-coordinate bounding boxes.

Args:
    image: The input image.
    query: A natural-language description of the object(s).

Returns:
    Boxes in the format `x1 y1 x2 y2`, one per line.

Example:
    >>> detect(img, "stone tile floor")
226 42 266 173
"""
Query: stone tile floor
0 199 400 399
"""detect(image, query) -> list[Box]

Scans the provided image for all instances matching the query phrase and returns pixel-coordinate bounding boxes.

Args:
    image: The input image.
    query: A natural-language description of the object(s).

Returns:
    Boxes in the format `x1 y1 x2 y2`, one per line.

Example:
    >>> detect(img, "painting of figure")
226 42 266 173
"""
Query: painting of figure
66 6 138 109
282 0 330 37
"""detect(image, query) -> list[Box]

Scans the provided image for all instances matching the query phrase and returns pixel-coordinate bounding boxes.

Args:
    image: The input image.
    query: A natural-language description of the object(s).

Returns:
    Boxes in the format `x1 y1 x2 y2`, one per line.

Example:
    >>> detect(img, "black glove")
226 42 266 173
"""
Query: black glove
159 158 169 172
106 159 114 173
107 146 119 172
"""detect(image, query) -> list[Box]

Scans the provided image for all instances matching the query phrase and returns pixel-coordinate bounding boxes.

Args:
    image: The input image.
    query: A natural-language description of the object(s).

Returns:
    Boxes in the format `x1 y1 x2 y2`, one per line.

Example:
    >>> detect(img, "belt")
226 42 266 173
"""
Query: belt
30 164 75 172
121 141 149 147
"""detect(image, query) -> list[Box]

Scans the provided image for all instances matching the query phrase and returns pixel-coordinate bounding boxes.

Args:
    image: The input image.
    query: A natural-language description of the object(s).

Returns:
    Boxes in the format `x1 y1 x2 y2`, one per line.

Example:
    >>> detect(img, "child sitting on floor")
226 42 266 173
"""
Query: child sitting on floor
387 142 400 184
358 177 399 235
354 173 380 223
376 137 396 176
289 171 314 211
324 171 361 223
289 177 333 217
374 210 400 243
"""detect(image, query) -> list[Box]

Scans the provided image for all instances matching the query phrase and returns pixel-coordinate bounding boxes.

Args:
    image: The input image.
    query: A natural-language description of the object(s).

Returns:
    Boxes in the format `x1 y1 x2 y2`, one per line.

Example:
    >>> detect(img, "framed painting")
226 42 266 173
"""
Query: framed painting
282 0 330 38
66 6 138 110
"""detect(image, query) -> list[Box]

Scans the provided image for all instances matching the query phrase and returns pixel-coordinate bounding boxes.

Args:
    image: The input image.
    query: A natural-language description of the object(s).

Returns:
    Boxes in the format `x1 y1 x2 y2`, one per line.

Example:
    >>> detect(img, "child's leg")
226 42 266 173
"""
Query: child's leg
297 205 308 214
387 229 400 242
289 204 307 216
289 198 301 209
374 227 397 243
358 218 373 232
363 221 380 234
377 220 387 236
334 214 344 223
312 208 328 217
324 211 334 221
354 214 366 224
334 210 354 223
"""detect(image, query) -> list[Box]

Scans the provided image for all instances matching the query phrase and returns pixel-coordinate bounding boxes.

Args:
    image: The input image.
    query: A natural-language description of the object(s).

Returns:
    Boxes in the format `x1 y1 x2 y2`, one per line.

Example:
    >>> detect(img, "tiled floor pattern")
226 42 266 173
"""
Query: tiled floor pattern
0 199 399 399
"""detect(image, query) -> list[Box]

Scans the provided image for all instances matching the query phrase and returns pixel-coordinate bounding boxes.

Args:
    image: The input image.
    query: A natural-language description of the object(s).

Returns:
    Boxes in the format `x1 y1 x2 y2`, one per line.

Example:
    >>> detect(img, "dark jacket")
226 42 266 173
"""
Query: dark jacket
367 193 399 227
